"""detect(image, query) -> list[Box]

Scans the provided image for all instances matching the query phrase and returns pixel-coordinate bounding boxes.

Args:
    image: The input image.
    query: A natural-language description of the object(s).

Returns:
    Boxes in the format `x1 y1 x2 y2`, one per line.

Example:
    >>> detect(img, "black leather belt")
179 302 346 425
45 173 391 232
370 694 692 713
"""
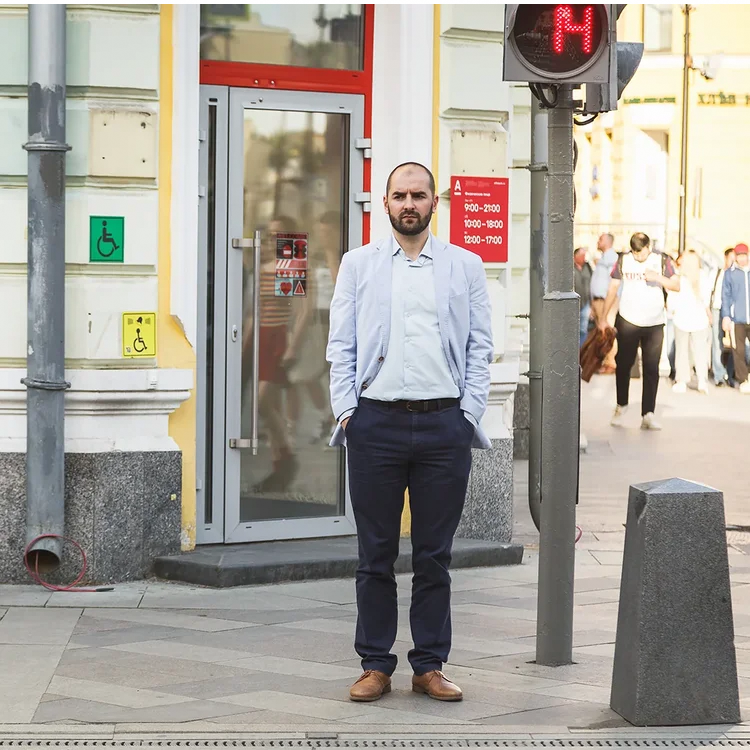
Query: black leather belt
361 397 459 413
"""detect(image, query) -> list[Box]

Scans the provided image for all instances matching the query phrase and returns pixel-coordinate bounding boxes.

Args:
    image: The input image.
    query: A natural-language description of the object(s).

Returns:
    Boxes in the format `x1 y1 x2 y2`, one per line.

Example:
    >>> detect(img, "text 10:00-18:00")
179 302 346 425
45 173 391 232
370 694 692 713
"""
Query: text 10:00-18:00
463 219 504 229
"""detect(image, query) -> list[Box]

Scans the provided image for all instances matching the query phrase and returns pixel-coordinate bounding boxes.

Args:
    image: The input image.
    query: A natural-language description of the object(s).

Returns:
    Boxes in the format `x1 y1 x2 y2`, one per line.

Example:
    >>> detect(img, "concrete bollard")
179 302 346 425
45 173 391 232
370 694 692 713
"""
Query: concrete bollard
610 478 740 726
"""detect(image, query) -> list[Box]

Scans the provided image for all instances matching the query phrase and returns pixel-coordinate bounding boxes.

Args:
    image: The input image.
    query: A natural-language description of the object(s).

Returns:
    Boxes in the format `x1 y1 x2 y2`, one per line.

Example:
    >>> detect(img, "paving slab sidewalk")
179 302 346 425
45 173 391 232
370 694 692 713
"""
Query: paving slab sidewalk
1 374 748 735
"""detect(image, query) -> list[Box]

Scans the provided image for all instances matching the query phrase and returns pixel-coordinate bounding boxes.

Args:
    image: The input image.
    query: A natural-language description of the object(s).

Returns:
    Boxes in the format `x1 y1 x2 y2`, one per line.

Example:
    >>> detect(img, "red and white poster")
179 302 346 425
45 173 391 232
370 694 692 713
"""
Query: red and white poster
449 176 509 263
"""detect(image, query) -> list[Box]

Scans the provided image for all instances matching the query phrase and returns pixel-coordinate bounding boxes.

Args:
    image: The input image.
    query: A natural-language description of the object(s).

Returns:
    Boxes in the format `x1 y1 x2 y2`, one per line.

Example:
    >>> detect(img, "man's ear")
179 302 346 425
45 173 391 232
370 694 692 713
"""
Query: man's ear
383 196 389 214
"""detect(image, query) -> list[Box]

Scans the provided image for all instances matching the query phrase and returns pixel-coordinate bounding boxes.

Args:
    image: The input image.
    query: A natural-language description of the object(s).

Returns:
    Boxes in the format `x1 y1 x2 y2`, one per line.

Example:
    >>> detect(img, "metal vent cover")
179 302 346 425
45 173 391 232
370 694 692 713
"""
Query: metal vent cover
0 740 747 748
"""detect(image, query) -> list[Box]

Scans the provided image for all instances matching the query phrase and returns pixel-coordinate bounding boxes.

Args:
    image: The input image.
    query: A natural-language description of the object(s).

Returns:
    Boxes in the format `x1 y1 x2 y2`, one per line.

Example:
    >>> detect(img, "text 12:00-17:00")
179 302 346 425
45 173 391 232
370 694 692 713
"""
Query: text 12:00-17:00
464 235 504 245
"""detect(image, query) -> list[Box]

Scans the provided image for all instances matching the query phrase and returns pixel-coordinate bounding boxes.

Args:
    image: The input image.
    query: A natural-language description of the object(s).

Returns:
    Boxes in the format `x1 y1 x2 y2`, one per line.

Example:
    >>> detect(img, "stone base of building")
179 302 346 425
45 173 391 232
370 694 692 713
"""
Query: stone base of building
0 452 182 585
513 382 530 459
457 437 514 543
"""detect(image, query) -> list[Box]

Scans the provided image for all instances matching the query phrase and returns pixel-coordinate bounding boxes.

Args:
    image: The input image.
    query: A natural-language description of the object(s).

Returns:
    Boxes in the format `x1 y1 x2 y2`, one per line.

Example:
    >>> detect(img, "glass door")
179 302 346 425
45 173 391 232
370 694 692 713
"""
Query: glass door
218 88 363 543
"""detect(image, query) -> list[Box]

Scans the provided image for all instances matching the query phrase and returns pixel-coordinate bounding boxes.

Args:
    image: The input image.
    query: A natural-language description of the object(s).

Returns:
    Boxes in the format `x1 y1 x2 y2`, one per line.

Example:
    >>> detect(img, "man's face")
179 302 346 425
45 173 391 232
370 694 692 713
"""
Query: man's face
597 234 609 252
738 253 749 268
726 252 736 268
384 167 437 237
574 249 586 266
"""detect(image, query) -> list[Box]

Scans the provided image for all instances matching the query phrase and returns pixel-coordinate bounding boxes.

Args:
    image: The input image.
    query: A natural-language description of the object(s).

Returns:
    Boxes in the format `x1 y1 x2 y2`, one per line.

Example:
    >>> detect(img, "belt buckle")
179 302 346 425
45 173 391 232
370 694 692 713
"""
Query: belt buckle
406 401 418 412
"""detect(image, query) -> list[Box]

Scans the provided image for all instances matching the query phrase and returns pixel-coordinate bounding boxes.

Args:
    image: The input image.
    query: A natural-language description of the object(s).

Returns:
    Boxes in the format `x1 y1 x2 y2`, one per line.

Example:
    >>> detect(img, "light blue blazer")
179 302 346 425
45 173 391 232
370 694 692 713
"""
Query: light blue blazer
326 235 493 449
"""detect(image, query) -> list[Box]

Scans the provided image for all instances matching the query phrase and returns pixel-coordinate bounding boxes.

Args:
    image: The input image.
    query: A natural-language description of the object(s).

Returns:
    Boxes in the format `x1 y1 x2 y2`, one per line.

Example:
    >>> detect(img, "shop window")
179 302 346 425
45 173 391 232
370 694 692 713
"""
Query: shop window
200 4 365 71
643 4 673 53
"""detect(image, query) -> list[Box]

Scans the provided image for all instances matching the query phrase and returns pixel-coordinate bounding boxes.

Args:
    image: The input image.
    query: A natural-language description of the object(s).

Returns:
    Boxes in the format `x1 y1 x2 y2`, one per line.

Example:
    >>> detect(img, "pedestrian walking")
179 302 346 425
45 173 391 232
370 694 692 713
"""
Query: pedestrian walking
326 162 493 703
574 246 593 347
721 242 750 394
709 248 735 386
672 250 711 394
598 232 680 430
591 232 619 373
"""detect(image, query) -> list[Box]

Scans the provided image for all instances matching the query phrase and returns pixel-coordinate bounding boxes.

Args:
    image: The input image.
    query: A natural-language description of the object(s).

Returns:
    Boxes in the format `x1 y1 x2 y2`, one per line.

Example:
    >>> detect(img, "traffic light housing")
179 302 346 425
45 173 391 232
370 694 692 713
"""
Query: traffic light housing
503 4 613 85
503 4 643 113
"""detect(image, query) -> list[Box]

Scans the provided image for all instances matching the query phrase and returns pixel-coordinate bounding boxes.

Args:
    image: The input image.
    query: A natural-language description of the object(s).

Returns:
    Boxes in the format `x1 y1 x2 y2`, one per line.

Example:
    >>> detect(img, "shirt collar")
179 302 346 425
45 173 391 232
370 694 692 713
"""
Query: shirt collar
391 233 433 260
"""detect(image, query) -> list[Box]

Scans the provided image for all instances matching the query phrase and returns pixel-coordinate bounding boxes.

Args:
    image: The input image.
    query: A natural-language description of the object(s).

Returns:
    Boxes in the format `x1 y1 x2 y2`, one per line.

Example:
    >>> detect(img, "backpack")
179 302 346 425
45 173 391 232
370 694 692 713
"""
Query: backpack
617 251 669 305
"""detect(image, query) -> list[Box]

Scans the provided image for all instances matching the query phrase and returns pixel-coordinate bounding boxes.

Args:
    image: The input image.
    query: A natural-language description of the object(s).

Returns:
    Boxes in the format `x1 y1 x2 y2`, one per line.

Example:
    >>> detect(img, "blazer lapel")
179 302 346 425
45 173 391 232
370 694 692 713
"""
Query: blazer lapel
431 236 452 350
375 238 393 353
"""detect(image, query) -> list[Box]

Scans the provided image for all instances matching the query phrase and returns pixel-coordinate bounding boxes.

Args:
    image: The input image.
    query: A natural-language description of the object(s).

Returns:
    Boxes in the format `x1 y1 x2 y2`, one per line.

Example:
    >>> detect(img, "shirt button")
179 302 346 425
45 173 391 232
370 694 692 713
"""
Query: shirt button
378 356 384 362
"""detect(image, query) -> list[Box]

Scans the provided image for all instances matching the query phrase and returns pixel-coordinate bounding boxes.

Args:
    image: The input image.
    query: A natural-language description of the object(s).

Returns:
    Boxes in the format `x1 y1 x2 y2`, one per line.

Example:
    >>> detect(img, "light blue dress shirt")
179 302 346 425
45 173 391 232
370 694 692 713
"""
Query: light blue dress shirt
341 234 477 427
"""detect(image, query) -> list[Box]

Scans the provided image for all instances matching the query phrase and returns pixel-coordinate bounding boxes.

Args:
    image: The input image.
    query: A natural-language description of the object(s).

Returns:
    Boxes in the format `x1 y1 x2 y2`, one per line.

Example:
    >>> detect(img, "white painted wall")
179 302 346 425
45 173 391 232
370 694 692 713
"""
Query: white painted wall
370 4 434 242
0 5 161 367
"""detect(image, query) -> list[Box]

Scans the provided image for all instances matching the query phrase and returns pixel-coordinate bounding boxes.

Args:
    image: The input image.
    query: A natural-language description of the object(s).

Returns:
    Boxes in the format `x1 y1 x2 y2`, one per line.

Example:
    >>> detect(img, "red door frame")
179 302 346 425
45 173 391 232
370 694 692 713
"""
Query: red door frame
200 5 375 243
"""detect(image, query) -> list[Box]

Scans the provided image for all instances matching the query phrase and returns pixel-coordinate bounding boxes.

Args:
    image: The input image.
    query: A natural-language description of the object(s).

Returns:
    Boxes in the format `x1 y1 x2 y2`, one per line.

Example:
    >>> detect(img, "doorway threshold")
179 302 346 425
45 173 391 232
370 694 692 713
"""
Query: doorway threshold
152 537 524 588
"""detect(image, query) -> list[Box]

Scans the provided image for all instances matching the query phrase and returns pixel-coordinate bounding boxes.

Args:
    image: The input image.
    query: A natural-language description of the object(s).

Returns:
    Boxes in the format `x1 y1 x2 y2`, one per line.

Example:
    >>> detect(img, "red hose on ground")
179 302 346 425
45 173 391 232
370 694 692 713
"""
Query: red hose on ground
24 534 113 592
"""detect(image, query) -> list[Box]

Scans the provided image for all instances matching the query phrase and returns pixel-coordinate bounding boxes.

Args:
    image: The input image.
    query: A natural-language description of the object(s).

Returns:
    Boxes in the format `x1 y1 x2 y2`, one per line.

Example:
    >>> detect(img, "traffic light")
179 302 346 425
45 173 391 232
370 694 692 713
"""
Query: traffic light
503 4 612 84
503 4 643 113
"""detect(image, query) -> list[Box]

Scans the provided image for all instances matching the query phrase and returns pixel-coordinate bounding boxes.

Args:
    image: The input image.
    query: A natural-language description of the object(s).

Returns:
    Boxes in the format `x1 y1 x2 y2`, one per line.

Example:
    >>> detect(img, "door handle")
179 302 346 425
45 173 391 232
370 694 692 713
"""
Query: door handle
251 229 262 456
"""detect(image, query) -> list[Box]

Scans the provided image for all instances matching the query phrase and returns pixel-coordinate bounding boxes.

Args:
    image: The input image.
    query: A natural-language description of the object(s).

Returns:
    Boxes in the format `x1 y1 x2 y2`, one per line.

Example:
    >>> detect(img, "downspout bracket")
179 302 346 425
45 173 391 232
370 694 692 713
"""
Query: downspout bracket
21 377 71 391
23 141 72 153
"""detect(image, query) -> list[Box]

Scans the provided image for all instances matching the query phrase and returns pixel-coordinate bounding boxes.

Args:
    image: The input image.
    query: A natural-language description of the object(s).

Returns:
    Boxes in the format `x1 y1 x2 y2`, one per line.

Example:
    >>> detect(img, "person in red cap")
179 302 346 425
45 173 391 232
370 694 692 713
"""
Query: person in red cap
721 243 750 394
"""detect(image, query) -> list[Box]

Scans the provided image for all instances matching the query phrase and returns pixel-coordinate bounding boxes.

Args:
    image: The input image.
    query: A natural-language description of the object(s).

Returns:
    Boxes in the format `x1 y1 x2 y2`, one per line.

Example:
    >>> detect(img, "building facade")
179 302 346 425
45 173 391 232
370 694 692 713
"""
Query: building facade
0 4 530 583
575 3 750 260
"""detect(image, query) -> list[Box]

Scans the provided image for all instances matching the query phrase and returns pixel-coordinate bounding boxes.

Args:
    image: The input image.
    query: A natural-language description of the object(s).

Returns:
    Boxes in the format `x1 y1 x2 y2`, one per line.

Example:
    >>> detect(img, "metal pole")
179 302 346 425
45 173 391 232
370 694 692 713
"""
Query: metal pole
23 4 71 571
536 85 579 667
678 4 691 256
528 96 548 532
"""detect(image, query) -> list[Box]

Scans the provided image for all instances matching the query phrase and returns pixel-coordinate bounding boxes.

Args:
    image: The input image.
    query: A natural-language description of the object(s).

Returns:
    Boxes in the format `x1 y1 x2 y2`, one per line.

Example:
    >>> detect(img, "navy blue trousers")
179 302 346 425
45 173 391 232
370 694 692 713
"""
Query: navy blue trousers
345 398 473 676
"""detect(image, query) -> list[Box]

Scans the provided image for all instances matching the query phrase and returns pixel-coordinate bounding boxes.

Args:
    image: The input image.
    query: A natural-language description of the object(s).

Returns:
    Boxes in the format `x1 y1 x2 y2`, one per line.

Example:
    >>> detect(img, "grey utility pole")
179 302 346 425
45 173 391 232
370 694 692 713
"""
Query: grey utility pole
23 4 70 571
527 97 548 531
678 4 691 256
535 84 579 667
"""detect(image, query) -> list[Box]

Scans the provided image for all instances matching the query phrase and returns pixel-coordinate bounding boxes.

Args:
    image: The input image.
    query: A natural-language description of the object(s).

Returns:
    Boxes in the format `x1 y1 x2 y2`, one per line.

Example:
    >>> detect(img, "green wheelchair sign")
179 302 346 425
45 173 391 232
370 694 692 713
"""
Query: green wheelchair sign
90 216 124 263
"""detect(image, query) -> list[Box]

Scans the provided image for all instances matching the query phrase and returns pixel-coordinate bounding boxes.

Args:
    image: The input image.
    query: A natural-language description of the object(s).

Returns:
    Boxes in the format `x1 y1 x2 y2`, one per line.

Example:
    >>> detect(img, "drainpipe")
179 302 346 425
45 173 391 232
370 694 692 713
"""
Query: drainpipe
527 97 548 533
23 4 70 572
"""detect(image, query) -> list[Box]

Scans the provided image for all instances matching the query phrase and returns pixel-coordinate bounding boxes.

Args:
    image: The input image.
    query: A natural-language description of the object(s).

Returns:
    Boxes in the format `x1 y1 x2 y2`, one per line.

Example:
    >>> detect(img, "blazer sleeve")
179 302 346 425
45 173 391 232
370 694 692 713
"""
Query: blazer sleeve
326 251 359 420
460 255 494 423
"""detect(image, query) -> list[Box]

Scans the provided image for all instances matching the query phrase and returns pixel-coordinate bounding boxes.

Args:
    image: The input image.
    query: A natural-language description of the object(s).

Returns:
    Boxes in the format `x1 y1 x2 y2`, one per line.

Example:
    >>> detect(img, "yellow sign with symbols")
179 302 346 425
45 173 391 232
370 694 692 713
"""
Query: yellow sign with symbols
122 312 156 358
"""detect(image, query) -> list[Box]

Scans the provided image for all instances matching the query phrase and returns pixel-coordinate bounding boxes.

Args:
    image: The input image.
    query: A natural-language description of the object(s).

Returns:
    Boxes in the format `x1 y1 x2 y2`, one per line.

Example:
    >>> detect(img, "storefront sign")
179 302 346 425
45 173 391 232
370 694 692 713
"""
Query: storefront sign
90 216 124 262
623 96 676 105
122 312 156 358
275 232 307 297
624 92 750 106
697 92 750 106
449 176 509 263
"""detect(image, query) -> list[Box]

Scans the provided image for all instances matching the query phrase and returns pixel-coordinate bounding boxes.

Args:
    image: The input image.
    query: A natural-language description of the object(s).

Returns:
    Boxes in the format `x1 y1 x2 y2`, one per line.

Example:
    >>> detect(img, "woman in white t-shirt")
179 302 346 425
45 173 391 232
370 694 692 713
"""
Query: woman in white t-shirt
672 250 711 394
599 232 680 430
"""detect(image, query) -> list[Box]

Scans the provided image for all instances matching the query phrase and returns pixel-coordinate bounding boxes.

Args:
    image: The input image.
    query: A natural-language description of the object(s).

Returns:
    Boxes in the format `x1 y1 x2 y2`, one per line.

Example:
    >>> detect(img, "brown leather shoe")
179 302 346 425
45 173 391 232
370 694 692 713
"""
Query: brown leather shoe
412 670 463 701
349 670 392 702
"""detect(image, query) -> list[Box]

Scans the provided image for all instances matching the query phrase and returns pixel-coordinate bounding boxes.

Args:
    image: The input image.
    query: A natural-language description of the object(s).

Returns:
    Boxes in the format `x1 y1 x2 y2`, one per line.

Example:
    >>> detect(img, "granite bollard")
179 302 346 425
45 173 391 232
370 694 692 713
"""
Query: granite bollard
610 478 740 726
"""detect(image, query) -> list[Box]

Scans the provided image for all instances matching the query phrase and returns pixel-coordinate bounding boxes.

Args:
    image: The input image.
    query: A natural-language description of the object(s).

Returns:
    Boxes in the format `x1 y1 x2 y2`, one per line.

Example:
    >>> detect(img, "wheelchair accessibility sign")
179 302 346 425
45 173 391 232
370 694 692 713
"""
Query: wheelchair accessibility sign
122 312 156 358
90 216 124 262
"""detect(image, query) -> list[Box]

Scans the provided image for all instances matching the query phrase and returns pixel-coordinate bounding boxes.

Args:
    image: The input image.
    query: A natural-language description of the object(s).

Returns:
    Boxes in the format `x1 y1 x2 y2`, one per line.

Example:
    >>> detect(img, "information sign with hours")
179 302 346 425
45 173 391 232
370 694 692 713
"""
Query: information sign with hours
449 176 509 263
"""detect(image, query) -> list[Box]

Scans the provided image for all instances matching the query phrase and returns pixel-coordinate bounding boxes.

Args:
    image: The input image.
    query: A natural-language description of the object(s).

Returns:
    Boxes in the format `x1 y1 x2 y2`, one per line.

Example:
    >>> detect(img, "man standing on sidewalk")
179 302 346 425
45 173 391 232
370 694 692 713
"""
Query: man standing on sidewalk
710 247 735 386
599 232 679 430
327 162 493 703
721 242 750 394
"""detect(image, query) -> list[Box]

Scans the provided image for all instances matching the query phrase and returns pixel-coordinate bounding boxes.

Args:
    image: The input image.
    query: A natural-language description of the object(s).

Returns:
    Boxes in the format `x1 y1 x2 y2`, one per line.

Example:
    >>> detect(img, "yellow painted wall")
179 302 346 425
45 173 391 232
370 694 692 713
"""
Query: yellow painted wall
576 4 750 259
159 5 197 550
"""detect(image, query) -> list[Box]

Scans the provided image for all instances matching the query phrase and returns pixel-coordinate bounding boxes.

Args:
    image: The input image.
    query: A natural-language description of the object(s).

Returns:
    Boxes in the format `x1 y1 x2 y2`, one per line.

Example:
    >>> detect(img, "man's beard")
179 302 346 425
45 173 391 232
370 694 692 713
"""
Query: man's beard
388 208 432 236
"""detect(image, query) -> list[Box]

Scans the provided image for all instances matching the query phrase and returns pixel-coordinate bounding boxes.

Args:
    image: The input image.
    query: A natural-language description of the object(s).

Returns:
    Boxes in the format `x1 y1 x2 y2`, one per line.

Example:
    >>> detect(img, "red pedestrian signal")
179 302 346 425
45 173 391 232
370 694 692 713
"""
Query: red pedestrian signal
552 5 595 55
504 4 610 83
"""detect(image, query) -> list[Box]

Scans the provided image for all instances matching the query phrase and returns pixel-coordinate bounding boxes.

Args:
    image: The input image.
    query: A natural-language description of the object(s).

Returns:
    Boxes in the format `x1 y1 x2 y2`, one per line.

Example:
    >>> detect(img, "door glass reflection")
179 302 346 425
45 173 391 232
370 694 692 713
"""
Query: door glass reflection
239 108 348 523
